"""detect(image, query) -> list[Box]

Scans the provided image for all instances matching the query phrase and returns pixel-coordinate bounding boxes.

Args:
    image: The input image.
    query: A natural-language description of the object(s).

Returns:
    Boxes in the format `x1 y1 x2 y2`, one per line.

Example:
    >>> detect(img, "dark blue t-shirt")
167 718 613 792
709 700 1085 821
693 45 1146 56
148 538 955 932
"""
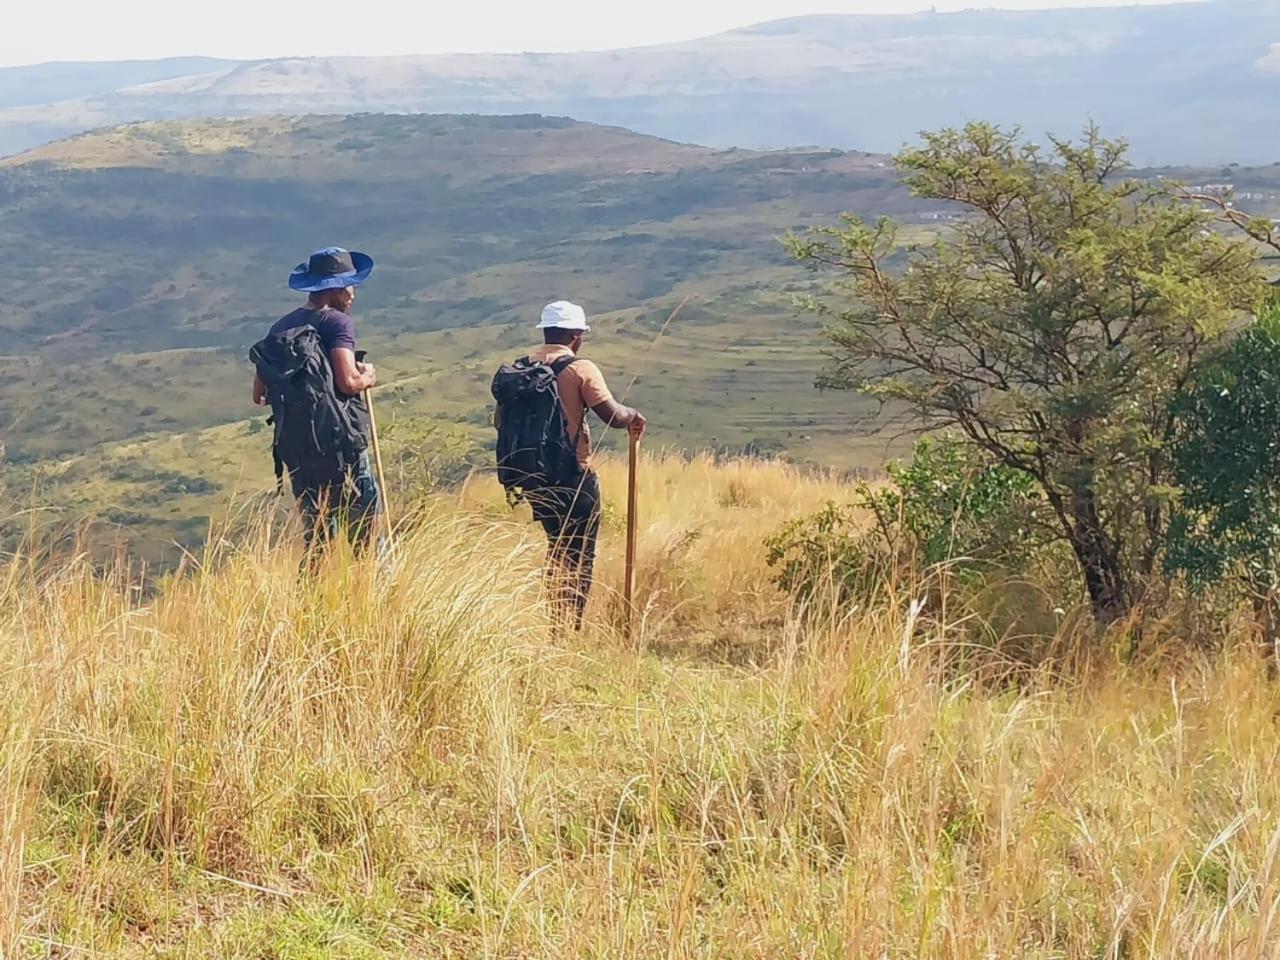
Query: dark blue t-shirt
265 305 371 426
270 307 357 354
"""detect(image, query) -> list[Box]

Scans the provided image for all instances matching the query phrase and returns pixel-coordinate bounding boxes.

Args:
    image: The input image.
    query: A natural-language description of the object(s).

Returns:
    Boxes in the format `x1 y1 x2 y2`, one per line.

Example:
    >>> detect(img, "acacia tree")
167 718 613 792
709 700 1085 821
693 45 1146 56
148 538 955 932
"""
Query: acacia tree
788 123 1261 623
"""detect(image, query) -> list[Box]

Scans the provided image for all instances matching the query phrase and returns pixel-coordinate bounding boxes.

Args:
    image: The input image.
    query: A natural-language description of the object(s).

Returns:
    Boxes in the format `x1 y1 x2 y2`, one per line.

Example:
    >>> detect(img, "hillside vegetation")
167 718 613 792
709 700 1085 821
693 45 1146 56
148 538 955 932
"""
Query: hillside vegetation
0 113 916 554
0 114 906 457
4 454 1279 957
6 116 1280 950
4 113 1280 559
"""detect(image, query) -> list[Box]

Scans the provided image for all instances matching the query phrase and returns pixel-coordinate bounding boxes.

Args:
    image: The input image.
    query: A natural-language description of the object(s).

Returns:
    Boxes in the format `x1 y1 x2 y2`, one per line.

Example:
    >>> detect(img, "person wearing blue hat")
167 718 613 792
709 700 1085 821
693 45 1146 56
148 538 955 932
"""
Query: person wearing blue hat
262 246 378 393
251 247 382 551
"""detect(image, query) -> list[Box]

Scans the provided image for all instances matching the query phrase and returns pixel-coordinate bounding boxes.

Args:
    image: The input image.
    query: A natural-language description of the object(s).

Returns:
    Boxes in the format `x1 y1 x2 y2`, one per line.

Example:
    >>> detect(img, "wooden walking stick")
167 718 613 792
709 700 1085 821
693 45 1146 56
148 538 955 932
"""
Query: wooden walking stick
365 387 392 538
624 431 639 641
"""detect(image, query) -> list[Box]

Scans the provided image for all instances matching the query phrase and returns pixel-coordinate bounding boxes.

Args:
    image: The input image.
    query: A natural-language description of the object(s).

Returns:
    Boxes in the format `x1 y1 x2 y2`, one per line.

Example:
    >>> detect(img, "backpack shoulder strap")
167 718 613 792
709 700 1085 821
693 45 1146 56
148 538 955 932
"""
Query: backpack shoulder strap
549 355 588 438
550 355 580 376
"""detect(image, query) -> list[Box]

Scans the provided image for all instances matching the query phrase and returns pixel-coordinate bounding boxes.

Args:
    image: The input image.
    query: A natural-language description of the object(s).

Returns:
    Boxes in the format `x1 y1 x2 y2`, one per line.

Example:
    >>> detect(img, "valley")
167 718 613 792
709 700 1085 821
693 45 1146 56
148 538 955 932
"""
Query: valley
2 111 1278 558
0 114 917 555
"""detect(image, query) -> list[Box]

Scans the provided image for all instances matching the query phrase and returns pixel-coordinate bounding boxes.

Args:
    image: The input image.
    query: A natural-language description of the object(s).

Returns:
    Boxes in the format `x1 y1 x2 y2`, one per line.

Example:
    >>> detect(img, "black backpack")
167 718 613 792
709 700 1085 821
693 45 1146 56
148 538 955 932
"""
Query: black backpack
250 323 368 496
491 355 583 497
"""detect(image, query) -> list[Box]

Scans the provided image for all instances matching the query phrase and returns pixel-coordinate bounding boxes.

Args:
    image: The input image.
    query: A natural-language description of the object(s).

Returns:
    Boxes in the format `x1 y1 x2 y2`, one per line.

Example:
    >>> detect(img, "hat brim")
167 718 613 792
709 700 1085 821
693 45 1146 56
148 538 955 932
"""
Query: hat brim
536 322 590 332
288 251 374 292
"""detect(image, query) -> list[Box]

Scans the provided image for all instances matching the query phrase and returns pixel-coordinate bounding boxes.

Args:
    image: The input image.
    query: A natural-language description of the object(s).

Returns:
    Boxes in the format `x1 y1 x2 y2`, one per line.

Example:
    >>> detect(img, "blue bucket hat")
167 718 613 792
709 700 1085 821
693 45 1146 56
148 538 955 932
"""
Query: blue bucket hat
288 247 374 292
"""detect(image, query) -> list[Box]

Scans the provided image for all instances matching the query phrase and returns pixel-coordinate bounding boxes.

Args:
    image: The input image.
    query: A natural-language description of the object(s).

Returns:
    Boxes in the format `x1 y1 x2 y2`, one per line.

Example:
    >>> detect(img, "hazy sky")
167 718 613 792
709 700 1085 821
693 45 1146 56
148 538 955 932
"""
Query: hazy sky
4 0 1197 67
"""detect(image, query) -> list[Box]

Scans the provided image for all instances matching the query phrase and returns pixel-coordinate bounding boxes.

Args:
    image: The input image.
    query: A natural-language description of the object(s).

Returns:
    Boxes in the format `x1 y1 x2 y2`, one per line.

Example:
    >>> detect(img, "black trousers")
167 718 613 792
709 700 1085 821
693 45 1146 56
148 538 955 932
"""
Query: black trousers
296 453 382 553
529 472 602 629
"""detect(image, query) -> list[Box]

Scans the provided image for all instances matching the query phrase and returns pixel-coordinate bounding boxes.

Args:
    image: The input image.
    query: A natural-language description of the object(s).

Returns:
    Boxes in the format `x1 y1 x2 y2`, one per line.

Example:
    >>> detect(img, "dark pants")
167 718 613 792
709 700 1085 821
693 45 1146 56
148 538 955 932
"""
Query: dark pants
529 472 602 630
297 453 382 554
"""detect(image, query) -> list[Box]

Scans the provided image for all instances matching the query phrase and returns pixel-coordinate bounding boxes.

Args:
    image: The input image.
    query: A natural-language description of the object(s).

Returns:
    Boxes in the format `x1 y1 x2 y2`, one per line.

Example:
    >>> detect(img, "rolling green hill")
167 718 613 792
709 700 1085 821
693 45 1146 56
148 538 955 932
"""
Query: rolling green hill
0 114 915 457
0 113 923 556
4 112 1279 559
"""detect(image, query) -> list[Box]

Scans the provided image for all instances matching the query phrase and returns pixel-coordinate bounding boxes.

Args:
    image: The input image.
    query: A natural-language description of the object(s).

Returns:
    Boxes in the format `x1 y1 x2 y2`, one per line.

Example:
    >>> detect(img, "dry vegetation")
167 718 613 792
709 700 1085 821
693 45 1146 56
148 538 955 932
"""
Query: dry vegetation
3 455 1279 957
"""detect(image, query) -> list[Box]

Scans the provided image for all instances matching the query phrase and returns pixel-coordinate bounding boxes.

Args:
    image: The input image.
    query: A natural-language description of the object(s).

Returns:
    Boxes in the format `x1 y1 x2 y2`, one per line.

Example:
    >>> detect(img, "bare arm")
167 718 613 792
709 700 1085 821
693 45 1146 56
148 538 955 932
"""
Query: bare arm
252 373 266 406
330 348 377 396
591 398 647 439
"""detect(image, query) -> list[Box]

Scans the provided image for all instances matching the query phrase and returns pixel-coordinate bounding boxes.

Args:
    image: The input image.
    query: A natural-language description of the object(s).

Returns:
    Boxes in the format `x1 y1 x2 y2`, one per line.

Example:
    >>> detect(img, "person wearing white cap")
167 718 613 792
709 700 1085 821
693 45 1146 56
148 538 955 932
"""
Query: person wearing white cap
501 300 646 629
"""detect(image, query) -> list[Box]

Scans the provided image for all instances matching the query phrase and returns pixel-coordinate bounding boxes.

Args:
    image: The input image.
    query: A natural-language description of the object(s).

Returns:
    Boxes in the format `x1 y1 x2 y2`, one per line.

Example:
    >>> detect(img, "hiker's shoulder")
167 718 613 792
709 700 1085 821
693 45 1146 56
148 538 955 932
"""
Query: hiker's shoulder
270 307 308 332
548 353 603 382
314 309 357 348
315 308 355 330
569 357 606 379
569 358 613 401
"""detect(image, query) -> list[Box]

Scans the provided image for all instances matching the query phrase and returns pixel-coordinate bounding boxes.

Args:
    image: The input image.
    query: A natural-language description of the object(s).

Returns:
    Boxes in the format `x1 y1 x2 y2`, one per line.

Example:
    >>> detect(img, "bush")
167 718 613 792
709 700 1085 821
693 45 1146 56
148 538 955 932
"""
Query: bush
766 436 1050 609
158 475 218 496
1167 299 1280 649
381 414 482 497
1168 301 1280 589
765 501 892 607
877 436 1046 569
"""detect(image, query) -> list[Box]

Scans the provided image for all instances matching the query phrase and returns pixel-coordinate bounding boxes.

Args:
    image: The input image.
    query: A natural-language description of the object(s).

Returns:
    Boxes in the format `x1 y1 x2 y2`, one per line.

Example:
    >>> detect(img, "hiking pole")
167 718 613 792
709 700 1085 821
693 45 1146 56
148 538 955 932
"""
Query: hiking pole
613 297 687 642
624 430 639 641
365 387 392 538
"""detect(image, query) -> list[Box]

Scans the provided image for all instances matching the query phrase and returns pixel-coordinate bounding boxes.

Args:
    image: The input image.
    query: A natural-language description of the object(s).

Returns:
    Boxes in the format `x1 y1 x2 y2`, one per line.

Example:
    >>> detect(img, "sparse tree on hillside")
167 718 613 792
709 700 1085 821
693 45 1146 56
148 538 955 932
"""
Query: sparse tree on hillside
788 123 1262 623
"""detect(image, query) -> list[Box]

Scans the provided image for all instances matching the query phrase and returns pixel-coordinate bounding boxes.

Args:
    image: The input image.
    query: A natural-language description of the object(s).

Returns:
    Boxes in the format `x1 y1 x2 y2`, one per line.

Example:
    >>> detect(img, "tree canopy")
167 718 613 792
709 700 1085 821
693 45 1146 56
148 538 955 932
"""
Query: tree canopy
1167 300 1280 599
788 123 1263 622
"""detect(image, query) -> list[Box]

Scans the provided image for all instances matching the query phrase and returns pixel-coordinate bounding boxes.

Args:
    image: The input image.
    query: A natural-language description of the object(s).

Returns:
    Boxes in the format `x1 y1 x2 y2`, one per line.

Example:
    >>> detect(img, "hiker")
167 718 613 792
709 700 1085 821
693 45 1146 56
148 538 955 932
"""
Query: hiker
250 247 382 552
492 301 646 629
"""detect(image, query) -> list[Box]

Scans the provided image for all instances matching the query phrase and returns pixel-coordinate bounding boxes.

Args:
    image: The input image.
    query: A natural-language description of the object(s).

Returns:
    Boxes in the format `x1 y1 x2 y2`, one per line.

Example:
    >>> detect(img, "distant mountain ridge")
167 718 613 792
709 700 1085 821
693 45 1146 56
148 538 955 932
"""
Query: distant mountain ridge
1 1 1278 163
0 58 239 109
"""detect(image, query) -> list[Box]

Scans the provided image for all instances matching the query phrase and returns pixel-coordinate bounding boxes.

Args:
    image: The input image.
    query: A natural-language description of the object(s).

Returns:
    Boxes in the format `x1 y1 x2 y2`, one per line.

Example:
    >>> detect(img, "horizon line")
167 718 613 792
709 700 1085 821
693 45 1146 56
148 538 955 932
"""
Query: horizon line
0 0 1213 72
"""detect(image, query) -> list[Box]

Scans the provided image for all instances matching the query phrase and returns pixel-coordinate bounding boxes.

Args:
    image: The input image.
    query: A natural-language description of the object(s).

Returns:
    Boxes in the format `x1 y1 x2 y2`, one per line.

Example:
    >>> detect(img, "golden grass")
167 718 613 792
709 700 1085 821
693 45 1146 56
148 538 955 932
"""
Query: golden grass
3 454 1280 957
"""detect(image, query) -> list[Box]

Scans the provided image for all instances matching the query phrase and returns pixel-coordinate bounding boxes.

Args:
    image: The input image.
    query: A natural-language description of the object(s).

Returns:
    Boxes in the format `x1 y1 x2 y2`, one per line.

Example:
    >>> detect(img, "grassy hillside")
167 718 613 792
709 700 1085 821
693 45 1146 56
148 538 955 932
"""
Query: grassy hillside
6 311 907 558
4 112 1279 558
0 113 921 554
4 455 1279 956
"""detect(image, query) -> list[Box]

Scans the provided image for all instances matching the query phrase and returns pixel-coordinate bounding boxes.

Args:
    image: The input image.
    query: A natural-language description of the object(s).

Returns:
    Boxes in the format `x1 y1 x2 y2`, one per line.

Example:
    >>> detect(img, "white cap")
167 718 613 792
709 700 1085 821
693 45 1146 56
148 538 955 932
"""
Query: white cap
538 300 590 332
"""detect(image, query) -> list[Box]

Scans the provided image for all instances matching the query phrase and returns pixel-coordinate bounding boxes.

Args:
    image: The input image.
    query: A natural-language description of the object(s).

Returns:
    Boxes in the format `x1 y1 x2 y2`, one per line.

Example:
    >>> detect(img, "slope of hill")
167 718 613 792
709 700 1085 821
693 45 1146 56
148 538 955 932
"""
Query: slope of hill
0 113 921 553
0 58 238 110
5 454 1280 956
1 1 1278 163
4 111 1279 556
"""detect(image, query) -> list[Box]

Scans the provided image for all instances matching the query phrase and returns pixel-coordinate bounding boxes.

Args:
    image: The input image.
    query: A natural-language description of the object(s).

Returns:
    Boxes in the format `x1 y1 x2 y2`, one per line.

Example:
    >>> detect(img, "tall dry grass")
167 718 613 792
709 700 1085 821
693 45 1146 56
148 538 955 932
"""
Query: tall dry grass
3 454 1279 957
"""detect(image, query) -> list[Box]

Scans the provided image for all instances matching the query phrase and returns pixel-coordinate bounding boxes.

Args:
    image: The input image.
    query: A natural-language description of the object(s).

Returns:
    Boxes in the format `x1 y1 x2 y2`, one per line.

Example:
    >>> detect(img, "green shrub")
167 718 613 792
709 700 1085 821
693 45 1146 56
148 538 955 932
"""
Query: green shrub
380 414 482 497
878 436 1046 569
1167 299 1280 649
765 501 892 607
766 436 1049 608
